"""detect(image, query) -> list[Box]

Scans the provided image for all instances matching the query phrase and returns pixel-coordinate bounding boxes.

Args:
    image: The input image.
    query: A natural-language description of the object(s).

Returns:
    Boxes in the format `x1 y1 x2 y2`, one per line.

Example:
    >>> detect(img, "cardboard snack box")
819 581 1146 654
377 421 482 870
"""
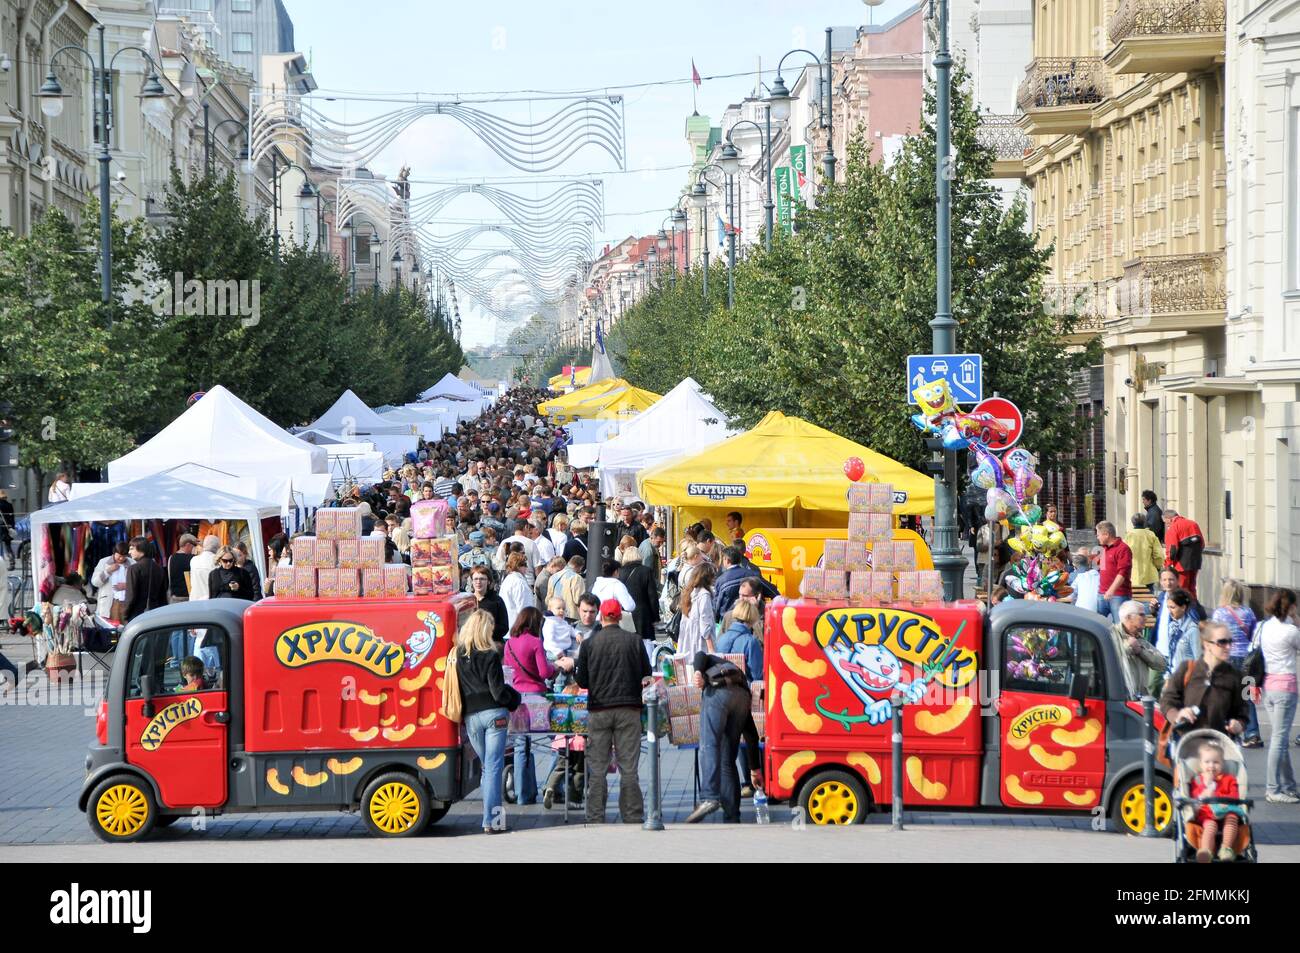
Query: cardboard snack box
800 567 826 601
273 566 296 598
291 536 318 568
865 512 892 542
336 538 362 570
359 537 385 569
412 566 435 597
410 539 434 568
334 507 363 539
383 564 409 598
846 481 873 514
292 567 317 599
824 570 849 601
846 542 871 572
361 567 385 599
918 570 944 603
822 539 848 572
313 538 337 570
336 568 361 599
428 537 456 565
867 482 895 514
428 563 456 597
847 513 871 543
896 571 920 602
316 568 342 600
315 508 337 540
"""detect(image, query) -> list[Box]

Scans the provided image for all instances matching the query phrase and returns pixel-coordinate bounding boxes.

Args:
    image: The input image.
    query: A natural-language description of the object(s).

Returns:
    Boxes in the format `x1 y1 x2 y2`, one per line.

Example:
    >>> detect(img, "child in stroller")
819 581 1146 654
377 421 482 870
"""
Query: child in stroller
1173 729 1256 863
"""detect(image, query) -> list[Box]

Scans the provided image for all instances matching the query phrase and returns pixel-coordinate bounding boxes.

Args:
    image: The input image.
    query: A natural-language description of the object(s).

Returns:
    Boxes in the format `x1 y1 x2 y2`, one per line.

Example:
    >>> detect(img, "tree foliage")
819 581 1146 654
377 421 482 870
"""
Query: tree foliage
0 172 464 475
605 66 1100 471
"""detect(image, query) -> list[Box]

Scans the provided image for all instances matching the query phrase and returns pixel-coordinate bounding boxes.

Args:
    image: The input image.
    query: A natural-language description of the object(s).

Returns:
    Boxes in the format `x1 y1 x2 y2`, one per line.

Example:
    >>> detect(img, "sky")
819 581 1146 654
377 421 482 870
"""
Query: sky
282 0 922 347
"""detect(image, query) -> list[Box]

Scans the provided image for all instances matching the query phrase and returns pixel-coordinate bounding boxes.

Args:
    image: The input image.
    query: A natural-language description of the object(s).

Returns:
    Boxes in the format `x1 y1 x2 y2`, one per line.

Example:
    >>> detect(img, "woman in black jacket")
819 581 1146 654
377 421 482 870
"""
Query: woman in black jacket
454 609 519 834
208 546 254 600
617 547 659 642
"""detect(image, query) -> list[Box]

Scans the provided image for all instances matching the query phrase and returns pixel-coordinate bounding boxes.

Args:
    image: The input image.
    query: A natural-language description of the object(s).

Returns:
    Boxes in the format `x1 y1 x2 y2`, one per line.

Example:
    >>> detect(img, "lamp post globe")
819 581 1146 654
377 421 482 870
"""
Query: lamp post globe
38 72 64 117
719 141 741 176
766 75 792 123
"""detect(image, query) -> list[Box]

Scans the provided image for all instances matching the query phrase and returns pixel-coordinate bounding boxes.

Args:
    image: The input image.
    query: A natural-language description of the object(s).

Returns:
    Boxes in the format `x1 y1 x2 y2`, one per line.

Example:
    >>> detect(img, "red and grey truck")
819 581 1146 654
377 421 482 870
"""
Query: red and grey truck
764 598 1174 833
80 594 479 841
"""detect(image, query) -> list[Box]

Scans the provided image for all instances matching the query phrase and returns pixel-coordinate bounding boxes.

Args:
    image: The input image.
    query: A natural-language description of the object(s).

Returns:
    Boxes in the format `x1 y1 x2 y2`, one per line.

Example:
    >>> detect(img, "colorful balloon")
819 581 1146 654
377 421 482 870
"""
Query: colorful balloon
843 457 866 482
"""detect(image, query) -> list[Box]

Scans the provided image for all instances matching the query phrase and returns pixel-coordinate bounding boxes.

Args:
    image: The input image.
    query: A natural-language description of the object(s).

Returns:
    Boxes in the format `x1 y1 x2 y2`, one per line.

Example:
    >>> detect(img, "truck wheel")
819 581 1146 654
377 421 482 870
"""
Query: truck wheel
361 772 429 837
87 775 158 843
1110 776 1174 837
425 803 451 827
799 770 868 825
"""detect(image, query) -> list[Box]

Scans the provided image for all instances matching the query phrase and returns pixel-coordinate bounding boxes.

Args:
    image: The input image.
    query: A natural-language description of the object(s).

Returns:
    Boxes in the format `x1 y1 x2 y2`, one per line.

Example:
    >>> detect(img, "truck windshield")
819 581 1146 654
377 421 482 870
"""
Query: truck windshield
126 626 229 696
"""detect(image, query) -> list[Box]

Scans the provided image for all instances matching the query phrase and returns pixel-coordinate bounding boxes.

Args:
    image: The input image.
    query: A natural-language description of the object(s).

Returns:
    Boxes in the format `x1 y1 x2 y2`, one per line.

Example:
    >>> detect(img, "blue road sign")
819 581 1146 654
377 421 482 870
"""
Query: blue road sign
906 353 983 405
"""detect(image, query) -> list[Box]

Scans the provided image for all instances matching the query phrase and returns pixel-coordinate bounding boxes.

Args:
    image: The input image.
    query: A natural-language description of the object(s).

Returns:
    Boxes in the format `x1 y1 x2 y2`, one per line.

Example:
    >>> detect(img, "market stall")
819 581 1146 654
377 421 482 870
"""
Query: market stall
548 365 591 391
596 377 735 498
418 372 483 404
636 410 935 532
302 390 418 437
30 473 280 603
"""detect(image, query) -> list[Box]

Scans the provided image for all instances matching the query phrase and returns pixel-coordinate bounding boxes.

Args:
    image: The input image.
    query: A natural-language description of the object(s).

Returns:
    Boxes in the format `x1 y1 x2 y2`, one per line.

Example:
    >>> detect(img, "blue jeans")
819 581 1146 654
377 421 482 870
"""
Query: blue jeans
169 630 195 667
1231 658 1262 741
513 735 537 804
699 684 750 822
465 707 509 829
1263 691 1297 796
1101 596 1127 621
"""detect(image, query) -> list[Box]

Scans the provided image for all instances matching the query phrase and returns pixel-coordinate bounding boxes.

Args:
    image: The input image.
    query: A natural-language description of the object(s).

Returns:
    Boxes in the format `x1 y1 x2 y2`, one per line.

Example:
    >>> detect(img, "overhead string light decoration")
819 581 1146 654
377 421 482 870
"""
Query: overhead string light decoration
407 178 605 232
250 91 626 174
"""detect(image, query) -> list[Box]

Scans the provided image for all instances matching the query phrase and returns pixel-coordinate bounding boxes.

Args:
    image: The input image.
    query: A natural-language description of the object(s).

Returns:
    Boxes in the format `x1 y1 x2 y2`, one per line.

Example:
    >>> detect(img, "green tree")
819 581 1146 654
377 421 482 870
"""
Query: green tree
0 204 173 477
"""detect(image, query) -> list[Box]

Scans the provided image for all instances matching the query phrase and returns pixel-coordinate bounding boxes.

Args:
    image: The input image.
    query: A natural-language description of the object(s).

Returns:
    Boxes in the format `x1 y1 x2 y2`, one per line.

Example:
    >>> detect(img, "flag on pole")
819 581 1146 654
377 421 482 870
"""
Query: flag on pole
716 214 725 249
570 365 576 386
691 60 701 86
595 318 605 354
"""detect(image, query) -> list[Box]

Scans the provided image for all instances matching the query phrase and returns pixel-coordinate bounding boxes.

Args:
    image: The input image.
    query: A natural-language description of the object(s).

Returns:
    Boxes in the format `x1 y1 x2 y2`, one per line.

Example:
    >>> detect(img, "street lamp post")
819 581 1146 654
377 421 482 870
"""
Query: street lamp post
766 27 837 186
672 207 688 277
690 181 710 300
40 23 169 312
721 106 775 252
929 0 963 600
206 117 248 178
694 164 730 305
339 217 381 297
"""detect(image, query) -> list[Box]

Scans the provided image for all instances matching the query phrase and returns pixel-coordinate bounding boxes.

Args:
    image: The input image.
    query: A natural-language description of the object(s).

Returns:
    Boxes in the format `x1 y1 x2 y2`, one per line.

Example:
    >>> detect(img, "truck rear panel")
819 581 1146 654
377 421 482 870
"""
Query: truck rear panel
765 598 984 808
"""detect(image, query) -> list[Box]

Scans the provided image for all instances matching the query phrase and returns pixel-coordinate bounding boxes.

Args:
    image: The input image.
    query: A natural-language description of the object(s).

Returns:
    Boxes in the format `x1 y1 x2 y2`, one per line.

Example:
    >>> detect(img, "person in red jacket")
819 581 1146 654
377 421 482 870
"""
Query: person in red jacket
1163 508 1204 598
1189 739 1245 862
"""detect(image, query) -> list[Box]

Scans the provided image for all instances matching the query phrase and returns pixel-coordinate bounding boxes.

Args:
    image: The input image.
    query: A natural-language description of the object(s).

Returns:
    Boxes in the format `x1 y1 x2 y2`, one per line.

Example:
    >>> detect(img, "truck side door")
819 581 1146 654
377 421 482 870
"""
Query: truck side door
997 623 1108 812
124 625 230 809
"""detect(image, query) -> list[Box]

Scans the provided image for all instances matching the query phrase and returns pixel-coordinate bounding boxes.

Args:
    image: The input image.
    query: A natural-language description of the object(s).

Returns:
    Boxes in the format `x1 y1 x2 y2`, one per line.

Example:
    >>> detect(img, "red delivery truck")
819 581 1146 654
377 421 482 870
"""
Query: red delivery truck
79 594 481 842
765 598 1174 834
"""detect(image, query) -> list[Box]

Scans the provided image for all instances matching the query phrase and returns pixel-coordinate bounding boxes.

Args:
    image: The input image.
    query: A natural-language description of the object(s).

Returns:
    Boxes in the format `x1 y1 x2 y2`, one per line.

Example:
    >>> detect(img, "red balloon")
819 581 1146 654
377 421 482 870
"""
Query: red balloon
843 457 866 482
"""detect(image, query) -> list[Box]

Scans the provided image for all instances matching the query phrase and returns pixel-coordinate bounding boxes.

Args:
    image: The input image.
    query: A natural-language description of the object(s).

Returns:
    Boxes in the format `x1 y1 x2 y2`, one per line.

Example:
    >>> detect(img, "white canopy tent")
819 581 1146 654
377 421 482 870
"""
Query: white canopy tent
73 463 331 516
418 372 481 402
303 390 417 437
597 378 737 499
377 406 453 441
108 385 328 484
31 474 280 604
296 427 418 470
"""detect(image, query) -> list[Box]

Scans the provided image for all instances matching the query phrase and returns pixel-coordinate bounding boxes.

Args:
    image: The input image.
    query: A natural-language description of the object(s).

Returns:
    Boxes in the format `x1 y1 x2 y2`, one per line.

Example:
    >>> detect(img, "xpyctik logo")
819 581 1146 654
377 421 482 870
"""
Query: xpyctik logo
49 883 151 934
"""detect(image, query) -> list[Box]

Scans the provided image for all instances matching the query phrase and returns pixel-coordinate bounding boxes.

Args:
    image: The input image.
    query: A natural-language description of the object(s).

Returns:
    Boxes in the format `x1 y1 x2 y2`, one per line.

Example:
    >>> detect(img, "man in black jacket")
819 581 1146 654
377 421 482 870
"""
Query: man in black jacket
124 537 169 623
575 598 651 823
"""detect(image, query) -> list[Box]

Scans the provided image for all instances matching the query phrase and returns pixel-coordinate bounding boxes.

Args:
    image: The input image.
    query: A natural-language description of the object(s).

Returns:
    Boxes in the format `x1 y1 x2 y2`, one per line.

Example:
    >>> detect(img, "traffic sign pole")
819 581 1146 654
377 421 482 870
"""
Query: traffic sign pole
930 0 964 602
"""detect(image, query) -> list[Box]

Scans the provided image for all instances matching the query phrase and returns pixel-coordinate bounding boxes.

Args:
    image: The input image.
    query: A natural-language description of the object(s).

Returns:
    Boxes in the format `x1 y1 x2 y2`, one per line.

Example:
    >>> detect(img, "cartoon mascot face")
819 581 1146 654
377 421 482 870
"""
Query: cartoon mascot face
912 378 956 419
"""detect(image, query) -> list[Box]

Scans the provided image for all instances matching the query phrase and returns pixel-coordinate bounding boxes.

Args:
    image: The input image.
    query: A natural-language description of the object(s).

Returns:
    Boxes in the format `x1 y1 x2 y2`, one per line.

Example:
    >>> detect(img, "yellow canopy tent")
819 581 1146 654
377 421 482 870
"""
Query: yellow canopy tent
585 385 660 419
537 378 625 418
548 366 592 390
636 410 934 529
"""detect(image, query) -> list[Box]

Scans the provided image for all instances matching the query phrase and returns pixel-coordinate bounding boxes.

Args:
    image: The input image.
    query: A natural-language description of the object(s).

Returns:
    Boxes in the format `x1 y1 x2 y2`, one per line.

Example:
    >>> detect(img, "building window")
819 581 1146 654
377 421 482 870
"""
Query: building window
232 0 253 10
232 32 254 53
191 0 212 9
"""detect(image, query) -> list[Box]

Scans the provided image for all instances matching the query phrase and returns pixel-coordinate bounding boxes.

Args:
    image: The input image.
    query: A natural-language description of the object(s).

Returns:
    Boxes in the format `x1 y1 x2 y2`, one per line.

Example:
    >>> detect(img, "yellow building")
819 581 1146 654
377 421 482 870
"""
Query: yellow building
1013 0 1233 597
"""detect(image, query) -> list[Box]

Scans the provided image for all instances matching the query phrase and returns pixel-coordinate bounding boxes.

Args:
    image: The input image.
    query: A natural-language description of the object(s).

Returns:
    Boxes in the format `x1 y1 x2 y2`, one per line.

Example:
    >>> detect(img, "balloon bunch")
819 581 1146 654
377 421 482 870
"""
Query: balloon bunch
910 378 984 451
1005 629 1065 681
969 443 1068 599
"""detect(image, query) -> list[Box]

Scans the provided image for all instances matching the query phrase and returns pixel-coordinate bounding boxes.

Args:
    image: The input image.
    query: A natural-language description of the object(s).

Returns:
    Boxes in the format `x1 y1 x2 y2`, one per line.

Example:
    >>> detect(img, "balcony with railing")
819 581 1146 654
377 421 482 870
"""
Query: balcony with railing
1045 281 1110 344
1015 58 1110 137
1106 0 1226 75
1115 251 1226 329
976 115 1033 178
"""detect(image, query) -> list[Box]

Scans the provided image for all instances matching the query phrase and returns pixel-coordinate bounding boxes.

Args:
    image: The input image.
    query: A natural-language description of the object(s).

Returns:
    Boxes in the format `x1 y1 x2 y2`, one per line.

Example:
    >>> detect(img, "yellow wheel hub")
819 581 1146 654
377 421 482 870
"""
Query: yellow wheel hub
808 780 859 825
369 782 420 834
1120 783 1171 834
96 784 149 837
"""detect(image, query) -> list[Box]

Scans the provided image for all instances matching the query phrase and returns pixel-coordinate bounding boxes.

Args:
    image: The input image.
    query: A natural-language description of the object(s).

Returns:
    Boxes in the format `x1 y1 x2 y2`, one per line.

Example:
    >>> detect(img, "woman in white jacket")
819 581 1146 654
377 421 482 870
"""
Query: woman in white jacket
676 561 718 659
499 551 536 630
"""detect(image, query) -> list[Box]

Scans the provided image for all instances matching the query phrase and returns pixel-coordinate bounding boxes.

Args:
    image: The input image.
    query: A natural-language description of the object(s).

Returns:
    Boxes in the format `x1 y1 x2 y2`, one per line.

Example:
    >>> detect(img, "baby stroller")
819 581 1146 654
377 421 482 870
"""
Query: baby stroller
1172 728 1257 863
540 735 585 810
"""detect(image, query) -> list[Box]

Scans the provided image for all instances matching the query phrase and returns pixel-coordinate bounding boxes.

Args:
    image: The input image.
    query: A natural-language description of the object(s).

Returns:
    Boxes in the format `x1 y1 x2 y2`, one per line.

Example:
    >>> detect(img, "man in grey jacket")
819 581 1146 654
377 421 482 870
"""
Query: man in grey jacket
1110 600 1167 697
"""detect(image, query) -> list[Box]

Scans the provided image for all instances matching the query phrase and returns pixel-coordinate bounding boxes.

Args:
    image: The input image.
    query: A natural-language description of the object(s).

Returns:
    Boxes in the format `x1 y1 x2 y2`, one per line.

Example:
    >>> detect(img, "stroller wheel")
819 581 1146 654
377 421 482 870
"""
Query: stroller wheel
502 763 516 805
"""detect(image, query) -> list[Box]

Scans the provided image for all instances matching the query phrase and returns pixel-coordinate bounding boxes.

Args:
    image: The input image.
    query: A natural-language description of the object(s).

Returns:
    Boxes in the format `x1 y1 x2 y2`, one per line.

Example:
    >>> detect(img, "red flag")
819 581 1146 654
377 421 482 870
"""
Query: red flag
691 60 701 87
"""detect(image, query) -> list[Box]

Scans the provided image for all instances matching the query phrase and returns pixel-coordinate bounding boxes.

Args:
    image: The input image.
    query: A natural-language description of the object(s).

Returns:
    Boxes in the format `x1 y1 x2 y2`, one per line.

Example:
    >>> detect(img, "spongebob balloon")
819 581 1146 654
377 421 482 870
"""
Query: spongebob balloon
910 378 974 450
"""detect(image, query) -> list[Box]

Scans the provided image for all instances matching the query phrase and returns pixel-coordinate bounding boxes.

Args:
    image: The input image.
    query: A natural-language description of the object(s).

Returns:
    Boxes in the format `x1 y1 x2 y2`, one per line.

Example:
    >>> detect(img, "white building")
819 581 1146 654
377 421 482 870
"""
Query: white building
1223 0 1300 588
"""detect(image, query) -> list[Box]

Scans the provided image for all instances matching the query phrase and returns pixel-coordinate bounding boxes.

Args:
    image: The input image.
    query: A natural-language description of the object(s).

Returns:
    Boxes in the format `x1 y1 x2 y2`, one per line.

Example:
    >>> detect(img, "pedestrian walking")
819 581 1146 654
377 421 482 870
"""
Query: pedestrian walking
574 599 651 824
686 651 752 824
1095 521 1132 620
1214 578 1261 747
1163 507 1204 598
454 609 520 833
1257 589 1300 802
1124 513 1163 590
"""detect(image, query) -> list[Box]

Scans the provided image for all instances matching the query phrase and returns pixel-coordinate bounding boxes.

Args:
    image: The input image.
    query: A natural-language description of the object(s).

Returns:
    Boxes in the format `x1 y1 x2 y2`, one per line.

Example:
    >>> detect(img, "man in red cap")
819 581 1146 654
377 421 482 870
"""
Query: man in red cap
574 598 652 824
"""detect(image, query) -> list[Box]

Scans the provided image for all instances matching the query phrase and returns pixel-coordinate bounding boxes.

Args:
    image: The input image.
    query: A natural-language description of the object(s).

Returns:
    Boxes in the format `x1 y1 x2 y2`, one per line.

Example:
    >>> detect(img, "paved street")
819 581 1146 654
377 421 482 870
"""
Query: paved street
4 660 1299 861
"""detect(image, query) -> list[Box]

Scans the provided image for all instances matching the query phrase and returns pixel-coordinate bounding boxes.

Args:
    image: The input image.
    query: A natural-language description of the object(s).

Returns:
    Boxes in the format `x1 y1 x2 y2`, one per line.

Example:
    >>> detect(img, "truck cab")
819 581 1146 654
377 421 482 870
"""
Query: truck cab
80 595 481 842
764 598 1172 834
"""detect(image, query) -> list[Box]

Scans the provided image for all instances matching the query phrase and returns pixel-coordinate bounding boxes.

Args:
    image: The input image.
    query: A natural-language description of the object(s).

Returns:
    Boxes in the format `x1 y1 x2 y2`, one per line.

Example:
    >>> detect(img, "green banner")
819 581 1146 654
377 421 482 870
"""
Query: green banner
775 166 793 236
789 145 808 207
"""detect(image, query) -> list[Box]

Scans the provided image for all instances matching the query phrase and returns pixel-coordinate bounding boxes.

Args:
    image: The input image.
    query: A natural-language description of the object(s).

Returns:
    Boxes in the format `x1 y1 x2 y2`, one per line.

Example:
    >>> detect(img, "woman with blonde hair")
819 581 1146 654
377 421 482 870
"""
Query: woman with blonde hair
1213 578 1262 746
207 545 253 600
453 609 519 834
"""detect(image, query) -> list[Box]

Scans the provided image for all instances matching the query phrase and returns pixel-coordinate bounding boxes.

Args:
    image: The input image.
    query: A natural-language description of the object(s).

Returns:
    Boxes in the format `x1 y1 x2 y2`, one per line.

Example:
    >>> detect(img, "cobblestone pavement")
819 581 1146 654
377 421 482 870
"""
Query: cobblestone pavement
2 667 1298 860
